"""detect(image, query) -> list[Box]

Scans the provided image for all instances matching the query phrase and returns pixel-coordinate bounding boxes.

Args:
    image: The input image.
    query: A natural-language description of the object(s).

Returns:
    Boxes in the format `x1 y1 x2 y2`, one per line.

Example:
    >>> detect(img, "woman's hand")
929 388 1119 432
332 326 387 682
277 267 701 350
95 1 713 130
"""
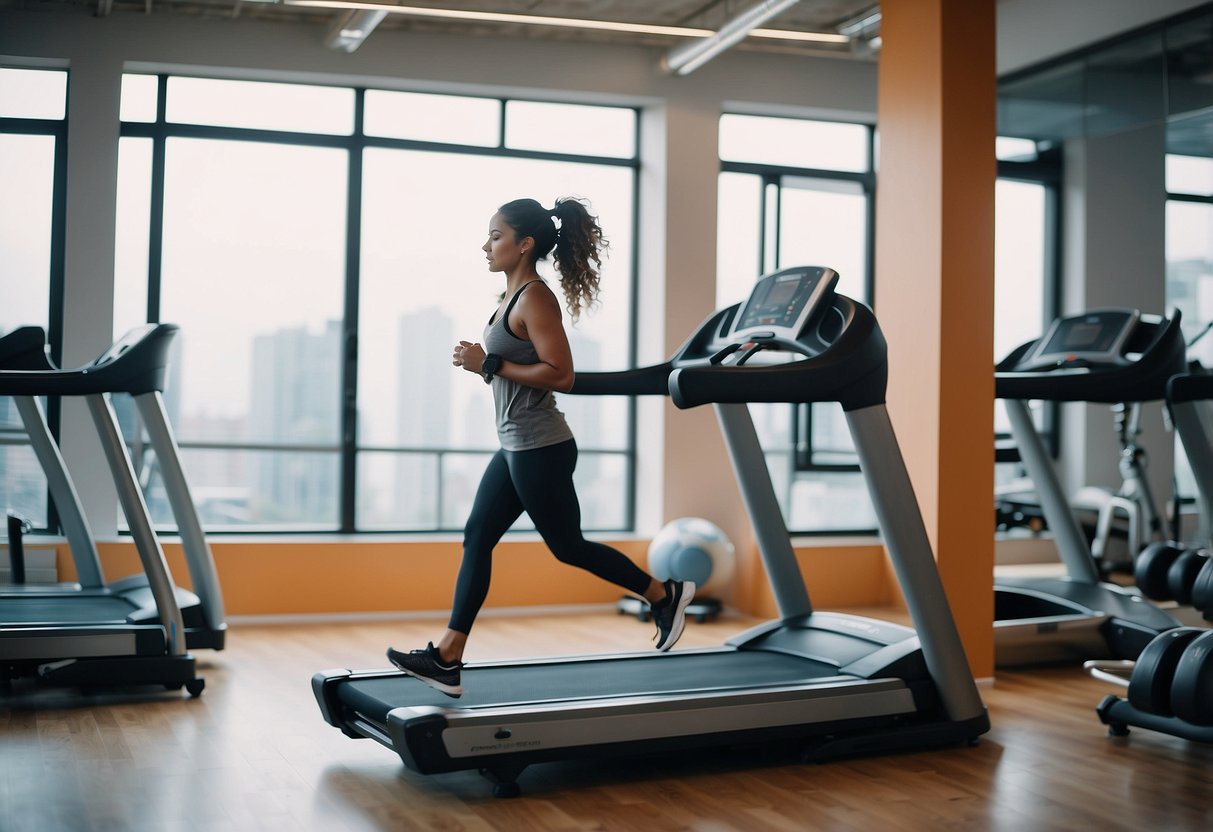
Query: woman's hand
453 340 486 374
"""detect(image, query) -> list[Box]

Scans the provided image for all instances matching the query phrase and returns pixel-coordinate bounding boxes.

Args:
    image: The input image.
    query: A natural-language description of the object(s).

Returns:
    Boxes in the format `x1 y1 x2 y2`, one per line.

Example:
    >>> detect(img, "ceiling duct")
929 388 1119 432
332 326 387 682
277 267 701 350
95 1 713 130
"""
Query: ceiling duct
662 0 803 76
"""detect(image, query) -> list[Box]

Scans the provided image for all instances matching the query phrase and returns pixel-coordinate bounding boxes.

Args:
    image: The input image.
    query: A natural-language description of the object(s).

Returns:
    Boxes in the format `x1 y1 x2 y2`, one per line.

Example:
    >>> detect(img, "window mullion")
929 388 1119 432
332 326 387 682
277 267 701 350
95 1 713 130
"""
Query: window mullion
340 89 366 533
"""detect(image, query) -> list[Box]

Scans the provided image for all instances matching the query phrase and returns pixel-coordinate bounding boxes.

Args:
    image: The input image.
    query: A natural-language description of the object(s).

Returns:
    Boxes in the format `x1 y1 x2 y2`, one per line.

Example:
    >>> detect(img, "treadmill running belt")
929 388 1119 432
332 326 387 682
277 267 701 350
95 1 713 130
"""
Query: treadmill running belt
2 596 139 624
339 650 841 723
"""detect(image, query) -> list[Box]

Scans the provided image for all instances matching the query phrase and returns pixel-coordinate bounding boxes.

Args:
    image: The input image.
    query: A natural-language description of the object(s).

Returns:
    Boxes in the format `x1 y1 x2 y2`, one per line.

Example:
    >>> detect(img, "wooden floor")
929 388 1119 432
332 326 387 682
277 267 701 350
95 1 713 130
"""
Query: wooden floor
3 610 1212 832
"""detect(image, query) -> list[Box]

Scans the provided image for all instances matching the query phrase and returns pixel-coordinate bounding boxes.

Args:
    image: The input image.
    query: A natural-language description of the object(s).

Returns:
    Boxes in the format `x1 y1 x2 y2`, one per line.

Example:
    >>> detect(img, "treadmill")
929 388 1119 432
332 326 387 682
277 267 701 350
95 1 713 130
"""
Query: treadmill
0 324 220 694
1168 372 1213 553
994 309 1184 666
313 266 990 796
0 325 225 651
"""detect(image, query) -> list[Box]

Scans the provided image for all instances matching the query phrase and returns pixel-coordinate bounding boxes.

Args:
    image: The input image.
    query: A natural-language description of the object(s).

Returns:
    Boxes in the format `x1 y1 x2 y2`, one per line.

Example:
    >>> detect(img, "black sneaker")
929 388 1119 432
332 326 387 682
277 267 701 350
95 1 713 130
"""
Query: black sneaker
651 579 695 652
386 642 463 697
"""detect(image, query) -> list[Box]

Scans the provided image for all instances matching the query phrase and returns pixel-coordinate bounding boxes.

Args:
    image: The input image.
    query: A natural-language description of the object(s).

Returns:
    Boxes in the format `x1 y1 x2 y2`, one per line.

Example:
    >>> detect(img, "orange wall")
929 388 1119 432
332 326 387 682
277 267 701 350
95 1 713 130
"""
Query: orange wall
50 538 896 618
875 0 997 677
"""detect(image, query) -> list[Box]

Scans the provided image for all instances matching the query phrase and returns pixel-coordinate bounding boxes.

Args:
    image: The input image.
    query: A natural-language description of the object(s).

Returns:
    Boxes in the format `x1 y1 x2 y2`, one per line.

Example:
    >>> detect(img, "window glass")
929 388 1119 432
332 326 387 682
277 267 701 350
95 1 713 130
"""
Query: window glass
778 177 867 303
0 446 48 529
505 100 636 158
1 69 63 532
0 134 55 334
996 137 1039 162
358 452 440 530
113 137 153 339
359 147 635 529
1166 199 1213 503
364 90 500 146
1166 154 1213 197
717 114 875 533
120 74 158 123
719 114 868 172
716 172 762 310
166 77 355 134
154 137 347 529
118 77 639 533
0 67 67 119
141 447 341 531
994 179 1048 435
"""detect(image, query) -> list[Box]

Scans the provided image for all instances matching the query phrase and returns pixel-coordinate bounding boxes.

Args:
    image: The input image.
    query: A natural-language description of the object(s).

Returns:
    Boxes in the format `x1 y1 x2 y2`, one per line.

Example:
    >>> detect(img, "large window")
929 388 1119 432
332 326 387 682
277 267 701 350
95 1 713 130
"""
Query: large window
994 140 1060 493
1164 153 1213 505
0 66 68 531
716 113 876 533
115 75 638 533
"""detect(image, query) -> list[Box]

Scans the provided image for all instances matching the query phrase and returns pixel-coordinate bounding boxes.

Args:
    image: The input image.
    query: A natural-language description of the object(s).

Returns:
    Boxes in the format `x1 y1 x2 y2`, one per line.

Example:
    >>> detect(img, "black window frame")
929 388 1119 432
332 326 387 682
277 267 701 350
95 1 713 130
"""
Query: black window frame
720 117 878 535
0 65 70 535
119 73 642 535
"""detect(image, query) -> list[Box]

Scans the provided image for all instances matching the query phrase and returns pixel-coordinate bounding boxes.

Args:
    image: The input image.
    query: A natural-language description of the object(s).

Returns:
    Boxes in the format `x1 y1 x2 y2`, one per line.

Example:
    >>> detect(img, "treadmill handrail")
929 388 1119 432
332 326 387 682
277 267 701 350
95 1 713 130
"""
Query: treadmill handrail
571 296 888 412
0 326 54 370
1168 372 1213 405
569 361 673 397
995 310 1185 403
0 323 177 397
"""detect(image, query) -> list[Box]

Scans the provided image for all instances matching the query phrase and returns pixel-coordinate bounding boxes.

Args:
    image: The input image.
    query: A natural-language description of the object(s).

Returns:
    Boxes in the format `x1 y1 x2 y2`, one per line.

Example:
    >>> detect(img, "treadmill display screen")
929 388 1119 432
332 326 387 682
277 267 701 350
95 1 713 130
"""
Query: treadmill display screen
1021 309 1139 370
732 266 838 341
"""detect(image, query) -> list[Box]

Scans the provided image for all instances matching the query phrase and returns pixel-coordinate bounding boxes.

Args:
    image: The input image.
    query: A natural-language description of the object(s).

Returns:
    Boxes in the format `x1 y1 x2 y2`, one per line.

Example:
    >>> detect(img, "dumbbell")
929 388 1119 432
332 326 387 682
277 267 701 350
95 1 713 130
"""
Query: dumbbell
1168 549 1210 606
1171 629 1213 726
1135 541 1184 600
1126 627 1205 716
1190 557 1213 619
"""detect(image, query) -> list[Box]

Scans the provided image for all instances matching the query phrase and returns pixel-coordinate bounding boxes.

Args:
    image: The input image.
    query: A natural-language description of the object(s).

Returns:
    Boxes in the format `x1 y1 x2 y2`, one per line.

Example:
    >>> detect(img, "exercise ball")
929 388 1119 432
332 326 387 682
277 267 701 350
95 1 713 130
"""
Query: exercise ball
648 517 735 597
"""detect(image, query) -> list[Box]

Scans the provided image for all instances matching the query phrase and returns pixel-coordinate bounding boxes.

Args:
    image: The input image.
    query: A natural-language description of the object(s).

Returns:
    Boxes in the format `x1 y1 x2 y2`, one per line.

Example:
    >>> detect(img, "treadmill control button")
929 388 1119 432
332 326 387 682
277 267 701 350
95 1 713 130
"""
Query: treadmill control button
494 728 512 740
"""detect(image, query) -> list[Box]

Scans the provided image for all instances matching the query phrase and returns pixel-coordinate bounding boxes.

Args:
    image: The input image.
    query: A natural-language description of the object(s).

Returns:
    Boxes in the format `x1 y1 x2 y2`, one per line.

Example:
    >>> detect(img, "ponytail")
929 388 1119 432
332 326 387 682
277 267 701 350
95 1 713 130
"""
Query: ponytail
550 197 607 322
496 196 609 322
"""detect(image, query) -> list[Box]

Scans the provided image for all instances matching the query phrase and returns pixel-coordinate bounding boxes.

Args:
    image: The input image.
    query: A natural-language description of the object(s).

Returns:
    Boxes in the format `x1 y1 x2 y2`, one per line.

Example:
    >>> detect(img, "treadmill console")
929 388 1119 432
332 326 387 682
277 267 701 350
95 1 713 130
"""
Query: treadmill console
1017 309 1140 371
731 266 839 343
91 324 158 369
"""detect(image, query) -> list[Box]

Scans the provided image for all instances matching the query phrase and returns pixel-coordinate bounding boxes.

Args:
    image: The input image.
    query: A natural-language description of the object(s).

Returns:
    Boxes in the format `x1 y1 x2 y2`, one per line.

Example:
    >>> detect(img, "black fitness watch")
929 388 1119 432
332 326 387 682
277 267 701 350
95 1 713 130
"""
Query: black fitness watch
482 353 502 383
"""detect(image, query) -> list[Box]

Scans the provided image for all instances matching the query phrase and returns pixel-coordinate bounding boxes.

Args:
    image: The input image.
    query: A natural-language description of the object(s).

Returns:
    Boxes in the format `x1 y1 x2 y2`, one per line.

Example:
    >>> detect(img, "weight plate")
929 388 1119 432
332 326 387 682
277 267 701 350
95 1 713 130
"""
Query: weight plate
1167 550 1209 606
1191 557 1213 616
1171 630 1213 726
1127 627 1204 715
1135 542 1183 601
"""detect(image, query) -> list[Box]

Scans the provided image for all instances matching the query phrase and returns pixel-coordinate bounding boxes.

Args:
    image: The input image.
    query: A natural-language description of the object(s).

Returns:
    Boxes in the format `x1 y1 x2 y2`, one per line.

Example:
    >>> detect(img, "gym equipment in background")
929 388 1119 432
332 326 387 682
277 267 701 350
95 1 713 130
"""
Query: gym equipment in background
1085 626 1213 743
314 265 989 797
994 309 1185 666
1072 399 1170 574
1131 371 1213 617
618 516 735 623
0 324 223 695
0 326 225 652
5 512 30 584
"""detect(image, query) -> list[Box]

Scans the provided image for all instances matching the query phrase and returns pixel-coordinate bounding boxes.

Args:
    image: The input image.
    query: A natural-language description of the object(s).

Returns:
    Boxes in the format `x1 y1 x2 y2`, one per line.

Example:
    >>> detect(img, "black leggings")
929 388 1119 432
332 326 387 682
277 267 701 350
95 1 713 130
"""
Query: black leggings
448 438 652 634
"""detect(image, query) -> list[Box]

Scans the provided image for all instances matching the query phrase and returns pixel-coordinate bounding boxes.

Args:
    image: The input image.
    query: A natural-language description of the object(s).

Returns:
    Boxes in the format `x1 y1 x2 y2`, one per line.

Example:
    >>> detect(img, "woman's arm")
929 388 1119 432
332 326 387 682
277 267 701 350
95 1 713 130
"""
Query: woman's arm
503 285 575 391
457 285 575 392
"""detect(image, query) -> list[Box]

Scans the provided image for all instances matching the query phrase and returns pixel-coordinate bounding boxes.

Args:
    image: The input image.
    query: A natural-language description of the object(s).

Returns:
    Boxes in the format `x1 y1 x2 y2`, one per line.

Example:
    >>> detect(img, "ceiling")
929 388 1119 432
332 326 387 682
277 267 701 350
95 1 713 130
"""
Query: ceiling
0 0 882 59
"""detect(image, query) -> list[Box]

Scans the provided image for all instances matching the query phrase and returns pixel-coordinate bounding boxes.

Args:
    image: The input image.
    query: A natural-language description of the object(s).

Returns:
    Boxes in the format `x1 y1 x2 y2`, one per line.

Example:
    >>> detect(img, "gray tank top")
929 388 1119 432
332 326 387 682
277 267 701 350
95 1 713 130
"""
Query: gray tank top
483 280 574 451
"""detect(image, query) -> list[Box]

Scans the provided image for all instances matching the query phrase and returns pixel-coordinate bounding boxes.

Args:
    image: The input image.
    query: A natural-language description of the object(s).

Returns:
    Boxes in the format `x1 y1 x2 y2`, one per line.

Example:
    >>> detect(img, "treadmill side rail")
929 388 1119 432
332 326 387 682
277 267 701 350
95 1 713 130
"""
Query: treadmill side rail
385 678 916 775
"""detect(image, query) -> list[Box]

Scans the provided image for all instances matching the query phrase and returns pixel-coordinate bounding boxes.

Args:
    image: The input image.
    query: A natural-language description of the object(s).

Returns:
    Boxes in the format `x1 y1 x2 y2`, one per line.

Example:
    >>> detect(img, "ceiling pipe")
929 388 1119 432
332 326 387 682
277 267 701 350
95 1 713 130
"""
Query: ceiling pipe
836 6 881 57
324 8 388 52
662 0 802 76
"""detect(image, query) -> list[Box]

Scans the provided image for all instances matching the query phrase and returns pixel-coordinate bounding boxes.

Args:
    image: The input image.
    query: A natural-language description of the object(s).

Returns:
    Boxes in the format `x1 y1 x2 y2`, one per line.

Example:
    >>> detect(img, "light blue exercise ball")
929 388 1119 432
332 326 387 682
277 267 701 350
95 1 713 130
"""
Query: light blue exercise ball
647 517 735 596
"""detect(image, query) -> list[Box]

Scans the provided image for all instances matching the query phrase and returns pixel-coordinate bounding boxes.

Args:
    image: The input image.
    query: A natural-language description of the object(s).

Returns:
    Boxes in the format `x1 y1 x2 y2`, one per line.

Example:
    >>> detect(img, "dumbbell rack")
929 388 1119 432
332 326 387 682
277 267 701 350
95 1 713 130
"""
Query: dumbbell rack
1086 627 1213 742
1083 373 1213 744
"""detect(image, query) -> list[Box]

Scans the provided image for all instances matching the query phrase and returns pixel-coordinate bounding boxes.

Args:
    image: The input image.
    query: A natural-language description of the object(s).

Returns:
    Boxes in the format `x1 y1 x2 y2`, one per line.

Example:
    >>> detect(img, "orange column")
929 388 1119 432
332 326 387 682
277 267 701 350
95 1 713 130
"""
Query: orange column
875 0 996 677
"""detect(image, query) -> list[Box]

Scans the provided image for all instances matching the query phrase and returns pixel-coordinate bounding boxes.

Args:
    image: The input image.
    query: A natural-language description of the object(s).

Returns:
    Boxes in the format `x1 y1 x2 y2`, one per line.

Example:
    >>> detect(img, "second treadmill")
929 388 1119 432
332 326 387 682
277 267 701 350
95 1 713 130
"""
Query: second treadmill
0 324 223 693
994 308 1185 665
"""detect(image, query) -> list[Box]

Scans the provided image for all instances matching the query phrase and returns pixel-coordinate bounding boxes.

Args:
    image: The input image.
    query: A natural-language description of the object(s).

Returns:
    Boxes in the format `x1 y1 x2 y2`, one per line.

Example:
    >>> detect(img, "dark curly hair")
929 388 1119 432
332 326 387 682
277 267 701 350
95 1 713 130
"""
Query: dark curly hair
497 196 608 322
